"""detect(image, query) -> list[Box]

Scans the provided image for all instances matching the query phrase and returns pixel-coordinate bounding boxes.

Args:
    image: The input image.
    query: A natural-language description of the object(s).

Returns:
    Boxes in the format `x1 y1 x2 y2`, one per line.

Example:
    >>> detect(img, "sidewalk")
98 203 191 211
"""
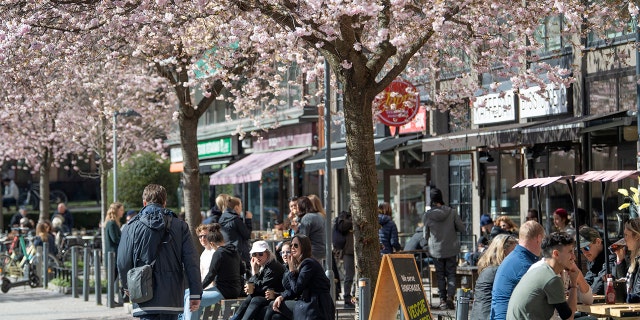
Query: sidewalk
0 286 133 320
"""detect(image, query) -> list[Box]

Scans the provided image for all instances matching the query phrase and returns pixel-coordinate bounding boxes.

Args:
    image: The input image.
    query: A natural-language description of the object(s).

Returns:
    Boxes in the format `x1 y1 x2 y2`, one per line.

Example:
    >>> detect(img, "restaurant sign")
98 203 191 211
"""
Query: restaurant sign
374 79 421 126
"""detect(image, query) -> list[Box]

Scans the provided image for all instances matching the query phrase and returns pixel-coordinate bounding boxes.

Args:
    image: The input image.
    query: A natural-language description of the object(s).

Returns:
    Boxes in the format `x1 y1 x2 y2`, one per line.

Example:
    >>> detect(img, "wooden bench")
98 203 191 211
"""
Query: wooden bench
201 298 245 320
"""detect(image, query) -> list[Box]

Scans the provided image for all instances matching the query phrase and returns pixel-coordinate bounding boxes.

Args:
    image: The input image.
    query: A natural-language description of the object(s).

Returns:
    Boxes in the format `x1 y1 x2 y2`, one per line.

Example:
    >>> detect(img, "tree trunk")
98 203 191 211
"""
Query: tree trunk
38 148 52 222
180 112 202 252
342 87 382 292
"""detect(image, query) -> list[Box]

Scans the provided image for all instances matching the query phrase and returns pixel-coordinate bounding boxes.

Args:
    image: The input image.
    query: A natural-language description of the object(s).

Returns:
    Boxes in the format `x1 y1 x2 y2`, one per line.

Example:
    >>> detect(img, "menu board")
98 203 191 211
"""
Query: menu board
369 254 432 320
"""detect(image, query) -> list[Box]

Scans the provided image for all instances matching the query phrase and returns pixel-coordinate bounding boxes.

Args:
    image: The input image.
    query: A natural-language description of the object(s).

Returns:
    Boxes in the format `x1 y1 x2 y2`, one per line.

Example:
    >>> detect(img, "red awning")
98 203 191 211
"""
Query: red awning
209 148 308 185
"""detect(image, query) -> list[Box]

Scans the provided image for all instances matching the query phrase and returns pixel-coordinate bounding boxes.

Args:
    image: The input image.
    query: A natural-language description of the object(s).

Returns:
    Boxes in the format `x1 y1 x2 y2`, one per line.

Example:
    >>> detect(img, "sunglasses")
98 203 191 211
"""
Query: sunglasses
252 252 265 257
281 251 291 255
198 235 207 239
292 243 300 248
581 245 591 252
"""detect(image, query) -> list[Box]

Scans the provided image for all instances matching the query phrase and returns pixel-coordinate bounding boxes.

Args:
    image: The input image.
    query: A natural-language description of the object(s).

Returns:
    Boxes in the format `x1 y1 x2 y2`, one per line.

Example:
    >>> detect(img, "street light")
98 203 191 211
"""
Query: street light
112 110 141 202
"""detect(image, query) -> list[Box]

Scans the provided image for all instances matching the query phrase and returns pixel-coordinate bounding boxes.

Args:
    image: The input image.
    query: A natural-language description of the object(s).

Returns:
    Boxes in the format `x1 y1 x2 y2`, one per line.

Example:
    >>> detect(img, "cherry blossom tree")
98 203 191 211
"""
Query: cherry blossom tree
0 1 316 247
226 0 635 289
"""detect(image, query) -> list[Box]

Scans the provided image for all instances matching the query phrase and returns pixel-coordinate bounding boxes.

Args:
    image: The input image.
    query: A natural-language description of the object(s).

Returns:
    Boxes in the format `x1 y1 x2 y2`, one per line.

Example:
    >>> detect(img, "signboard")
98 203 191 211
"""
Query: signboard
472 90 516 125
374 79 420 126
170 137 236 163
519 84 568 118
370 254 432 320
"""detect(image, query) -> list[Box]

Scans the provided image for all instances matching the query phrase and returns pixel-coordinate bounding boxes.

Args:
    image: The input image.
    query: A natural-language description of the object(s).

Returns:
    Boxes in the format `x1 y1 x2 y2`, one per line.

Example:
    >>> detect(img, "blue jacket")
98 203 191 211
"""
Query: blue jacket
117 204 202 317
378 214 401 254
218 209 252 264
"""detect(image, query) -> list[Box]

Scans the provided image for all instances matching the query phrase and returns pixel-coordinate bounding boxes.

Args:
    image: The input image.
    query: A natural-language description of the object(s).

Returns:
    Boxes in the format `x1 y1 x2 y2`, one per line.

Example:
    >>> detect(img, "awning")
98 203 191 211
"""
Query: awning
304 135 418 172
512 176 567 188
575 170 639 183
199 159 231 174
209 147 308 185
521 110 630 144
421 122 543 152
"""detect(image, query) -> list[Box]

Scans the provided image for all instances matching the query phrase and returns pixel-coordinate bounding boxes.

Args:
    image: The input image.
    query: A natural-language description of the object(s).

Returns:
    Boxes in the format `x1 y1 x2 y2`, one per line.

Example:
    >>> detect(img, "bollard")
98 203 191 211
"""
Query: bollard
107 251 115 308
358 278 370 320
94 249 102 305
41 243 48 289
455 288 472 320
83 247 90 301
71 246 78 298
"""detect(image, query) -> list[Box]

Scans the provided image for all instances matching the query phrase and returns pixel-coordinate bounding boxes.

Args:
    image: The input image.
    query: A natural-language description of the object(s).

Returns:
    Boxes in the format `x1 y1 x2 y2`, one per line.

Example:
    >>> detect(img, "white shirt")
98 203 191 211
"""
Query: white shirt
200 247 215 288
3 180 19 200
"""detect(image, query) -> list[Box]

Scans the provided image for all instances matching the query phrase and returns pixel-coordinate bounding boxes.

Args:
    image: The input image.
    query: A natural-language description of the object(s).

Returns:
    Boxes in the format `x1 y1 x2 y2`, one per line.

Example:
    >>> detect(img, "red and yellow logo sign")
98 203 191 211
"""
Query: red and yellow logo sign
373 79 420 127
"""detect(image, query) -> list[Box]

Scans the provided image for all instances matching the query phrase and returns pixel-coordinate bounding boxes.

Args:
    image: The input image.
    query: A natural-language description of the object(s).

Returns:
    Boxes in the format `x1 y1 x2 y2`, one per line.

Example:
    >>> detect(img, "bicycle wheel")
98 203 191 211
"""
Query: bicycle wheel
34 253 60 282
0 254 21 280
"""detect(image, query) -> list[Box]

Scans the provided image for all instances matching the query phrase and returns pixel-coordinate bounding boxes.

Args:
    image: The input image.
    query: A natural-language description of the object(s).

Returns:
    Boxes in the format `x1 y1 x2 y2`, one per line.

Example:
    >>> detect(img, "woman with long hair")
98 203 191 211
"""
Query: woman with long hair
469 234 518 320
33 220 58 256
378 202 401 254
104 202 124 255
182 223 245 320
307 194 326 218
272 235 334 320
295 197 326 261
623 218 640 302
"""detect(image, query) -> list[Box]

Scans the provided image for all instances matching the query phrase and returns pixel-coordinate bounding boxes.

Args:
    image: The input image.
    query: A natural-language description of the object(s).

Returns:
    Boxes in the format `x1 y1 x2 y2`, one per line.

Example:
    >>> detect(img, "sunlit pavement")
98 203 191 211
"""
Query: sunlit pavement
0 286 133 320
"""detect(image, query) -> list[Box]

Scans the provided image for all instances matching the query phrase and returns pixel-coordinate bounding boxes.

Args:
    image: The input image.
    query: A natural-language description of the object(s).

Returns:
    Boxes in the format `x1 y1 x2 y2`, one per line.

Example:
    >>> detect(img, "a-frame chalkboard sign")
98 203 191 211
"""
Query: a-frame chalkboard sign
369 254 432 320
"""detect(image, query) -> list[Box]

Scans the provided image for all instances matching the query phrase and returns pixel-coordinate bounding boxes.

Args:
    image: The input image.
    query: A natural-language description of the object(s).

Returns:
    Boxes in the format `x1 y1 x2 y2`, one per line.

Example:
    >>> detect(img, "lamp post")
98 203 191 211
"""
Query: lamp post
112 110 141 202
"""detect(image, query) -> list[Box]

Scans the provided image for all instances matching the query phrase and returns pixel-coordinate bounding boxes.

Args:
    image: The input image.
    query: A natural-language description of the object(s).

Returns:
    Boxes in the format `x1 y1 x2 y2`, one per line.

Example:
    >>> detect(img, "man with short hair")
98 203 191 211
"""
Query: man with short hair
490 220 545 320
506 232 579 320
117 184 202 319
54 203 73 234
9 206 28 228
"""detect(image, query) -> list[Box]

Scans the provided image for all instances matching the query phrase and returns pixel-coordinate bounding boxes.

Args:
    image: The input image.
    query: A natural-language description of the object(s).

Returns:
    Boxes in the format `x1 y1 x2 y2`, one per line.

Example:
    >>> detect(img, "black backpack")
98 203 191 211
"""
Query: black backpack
332 211 350 250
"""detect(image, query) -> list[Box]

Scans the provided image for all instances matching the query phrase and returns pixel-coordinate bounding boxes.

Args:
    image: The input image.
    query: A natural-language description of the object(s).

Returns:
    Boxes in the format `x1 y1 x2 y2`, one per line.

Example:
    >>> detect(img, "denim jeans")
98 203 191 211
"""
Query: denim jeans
180 287 223 320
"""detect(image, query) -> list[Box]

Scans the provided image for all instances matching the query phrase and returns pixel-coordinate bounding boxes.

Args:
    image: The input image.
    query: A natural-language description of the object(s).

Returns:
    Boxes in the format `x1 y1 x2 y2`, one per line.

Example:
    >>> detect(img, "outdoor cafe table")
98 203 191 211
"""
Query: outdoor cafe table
577 302 640 319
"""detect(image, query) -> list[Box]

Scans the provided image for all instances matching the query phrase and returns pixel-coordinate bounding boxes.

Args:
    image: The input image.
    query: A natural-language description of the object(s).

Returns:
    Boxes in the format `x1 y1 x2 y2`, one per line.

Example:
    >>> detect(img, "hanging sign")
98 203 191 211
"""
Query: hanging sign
374 79 420 126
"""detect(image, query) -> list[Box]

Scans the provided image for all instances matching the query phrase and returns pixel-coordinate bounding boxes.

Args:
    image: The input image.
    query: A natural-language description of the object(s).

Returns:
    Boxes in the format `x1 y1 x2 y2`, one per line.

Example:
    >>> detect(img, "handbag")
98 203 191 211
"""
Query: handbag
126 214 172 304
127 264 154 303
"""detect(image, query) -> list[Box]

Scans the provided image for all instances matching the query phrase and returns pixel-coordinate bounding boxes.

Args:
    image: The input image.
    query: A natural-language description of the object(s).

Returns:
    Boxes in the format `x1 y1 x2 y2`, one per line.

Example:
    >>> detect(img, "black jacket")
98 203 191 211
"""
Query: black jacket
218 209 252 263
282 258 335 320
202 243 244 299
248 258 285 296
117 204 202 316
378 214 401 254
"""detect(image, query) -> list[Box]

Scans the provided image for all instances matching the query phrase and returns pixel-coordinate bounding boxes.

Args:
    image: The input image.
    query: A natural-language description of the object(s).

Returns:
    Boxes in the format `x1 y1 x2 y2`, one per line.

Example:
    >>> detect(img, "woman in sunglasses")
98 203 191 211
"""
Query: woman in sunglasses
181 223 245 320
231 241 285 320
273 234 335 320
264 241 296 320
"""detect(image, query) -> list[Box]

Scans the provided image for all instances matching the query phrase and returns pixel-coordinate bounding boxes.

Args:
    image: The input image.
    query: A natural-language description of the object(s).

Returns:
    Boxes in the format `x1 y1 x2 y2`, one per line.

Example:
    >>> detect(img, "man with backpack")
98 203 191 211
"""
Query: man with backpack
333 209 355 308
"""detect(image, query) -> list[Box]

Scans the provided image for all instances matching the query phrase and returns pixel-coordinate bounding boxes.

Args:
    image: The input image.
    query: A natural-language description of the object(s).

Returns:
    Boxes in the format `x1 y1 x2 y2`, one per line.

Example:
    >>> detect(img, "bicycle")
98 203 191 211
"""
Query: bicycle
0 227 60 293
18 181 68 212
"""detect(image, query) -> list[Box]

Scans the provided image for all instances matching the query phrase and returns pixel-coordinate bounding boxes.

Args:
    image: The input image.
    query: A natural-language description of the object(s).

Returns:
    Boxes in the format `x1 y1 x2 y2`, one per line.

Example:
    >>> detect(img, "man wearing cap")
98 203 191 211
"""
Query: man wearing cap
578 226 626 294
423 187 464 310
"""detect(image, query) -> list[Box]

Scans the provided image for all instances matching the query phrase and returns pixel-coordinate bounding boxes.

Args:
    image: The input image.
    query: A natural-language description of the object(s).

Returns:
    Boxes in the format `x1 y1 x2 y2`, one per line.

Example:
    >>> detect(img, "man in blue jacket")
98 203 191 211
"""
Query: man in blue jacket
117 184 202 320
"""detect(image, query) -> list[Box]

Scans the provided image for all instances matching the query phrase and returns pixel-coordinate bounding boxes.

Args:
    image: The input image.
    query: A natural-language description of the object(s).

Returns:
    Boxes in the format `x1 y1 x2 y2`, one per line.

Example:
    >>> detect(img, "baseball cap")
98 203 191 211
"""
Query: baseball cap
126 210 137 217
480 214 493 227
250 241 270 254
578 226 601 249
